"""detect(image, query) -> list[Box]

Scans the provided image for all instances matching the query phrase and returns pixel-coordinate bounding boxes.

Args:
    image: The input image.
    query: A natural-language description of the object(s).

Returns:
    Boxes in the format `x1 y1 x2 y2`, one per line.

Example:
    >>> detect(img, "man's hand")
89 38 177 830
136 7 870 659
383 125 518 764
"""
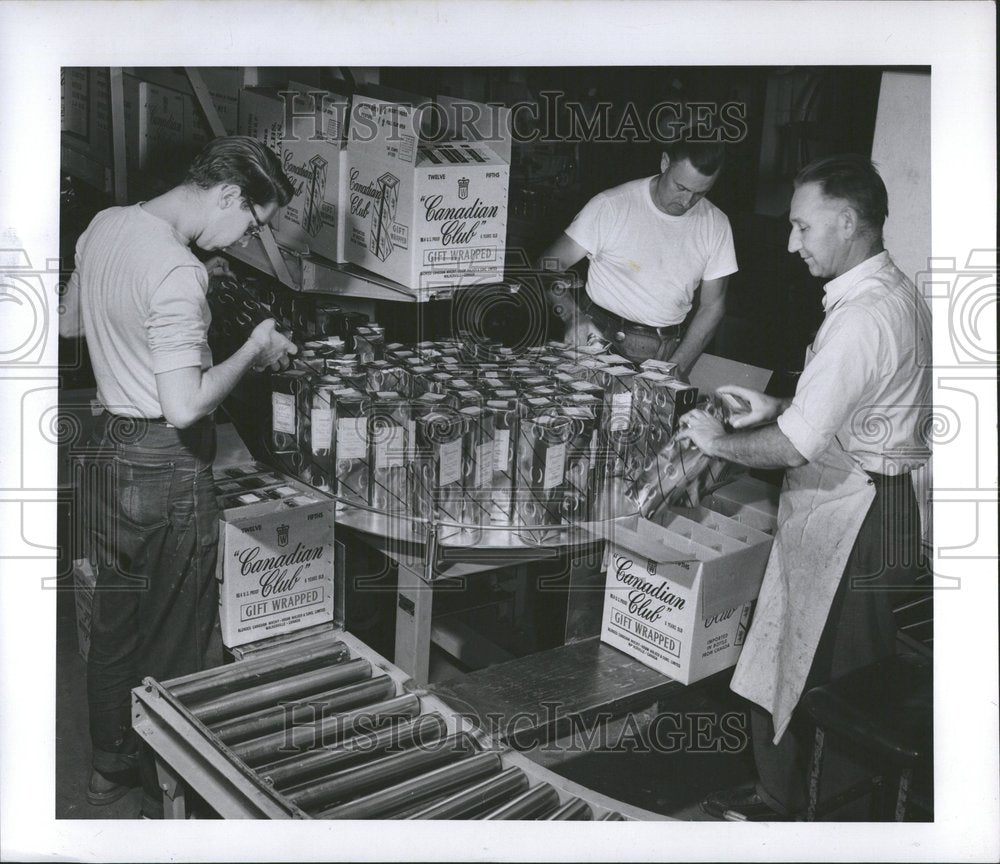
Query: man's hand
675 409 727 457
565 316 604 347
204 256 234 279
716 385 787 429
248 318 297 372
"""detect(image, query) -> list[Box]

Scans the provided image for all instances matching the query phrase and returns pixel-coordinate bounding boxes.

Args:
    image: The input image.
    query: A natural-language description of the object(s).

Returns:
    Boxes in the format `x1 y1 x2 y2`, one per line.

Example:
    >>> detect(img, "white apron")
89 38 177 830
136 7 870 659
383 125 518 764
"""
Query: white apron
729 439 875 743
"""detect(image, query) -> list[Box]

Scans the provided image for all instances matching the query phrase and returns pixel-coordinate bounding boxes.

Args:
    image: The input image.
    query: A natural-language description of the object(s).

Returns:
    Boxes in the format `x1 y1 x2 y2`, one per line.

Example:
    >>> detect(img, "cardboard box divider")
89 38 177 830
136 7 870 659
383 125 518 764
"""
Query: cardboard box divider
593 476 779 685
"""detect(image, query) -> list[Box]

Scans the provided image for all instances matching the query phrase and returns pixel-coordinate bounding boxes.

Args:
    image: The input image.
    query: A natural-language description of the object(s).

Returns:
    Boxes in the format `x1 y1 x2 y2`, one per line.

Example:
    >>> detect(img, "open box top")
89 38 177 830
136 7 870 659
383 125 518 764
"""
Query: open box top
349 89 511 166
586 490 777 619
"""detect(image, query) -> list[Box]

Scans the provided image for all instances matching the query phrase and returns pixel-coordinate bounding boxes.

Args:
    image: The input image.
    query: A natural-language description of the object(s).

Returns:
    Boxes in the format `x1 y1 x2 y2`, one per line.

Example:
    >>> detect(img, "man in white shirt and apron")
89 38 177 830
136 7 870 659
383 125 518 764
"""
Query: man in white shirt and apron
677 154 931 820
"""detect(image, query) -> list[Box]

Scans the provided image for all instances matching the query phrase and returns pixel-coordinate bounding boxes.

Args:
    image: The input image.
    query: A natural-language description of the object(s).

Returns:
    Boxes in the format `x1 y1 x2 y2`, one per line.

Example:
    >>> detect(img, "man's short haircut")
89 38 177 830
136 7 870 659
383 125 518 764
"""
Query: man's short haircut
664 130 726 177
794 154 889 236
186 136 295 208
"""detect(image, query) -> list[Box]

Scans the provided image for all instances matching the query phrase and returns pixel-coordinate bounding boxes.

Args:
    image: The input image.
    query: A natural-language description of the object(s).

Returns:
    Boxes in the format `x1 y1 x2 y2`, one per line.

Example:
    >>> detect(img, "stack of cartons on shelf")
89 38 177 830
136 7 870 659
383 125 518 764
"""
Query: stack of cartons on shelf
344 90 511 293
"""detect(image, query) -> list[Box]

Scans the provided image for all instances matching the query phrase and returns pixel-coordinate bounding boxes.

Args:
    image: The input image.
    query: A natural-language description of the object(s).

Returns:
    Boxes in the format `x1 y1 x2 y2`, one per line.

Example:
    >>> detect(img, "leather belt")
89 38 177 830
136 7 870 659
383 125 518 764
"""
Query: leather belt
103 411 170 424
586 302 684 338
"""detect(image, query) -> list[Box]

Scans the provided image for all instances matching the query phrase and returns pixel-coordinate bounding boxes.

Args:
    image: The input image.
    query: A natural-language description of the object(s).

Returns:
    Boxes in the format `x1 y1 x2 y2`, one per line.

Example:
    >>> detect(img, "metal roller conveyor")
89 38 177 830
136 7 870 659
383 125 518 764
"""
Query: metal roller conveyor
189 658 373 723
480 783 561 819
213 676 395 744
132 629 669 820
233 693 421 766
259 714 448 789
284 731 477 812
166 638 351 702
316 751 503 819
546 797 593 820
401 767 529 819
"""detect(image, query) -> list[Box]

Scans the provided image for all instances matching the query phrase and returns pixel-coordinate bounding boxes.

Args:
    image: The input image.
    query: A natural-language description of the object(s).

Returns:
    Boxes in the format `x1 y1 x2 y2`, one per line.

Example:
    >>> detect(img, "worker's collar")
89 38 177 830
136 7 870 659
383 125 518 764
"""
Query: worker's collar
822 251 891 311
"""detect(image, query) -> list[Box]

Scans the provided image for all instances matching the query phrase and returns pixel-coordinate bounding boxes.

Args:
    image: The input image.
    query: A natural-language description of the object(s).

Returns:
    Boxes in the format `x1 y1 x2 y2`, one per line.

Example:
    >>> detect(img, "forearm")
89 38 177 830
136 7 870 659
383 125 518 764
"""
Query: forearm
705 423 807 469
59 270 84 339
544 275 582 324
669 300 725 374
172 340 259 426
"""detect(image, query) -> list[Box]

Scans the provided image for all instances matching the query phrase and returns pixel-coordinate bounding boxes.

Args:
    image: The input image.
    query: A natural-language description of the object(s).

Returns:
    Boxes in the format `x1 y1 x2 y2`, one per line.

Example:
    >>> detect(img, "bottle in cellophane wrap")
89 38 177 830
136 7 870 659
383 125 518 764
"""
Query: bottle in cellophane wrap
485 398 518 526
406 365 435 397
332 387 371 507
271 368 313 479
633 369 698 479
448 381 485 411
412 408 468 545
303 378 339 491
591 365 643 520
636 393 745 522
353 324 385 363
514 409 572 545
557 404 598 525
365 359 408 396
369 391 410 522
407 397 443 536
459 405 495 538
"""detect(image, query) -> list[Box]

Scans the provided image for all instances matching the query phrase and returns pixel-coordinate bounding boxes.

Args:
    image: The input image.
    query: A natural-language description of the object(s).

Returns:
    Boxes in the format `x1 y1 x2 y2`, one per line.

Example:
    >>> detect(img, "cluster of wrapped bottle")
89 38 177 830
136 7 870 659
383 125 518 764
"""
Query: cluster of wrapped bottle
266 330 710 543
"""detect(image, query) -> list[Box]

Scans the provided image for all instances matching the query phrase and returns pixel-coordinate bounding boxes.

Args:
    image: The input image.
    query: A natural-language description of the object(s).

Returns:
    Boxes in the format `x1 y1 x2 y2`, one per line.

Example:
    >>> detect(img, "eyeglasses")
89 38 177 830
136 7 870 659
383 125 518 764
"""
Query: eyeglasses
242 200 265 240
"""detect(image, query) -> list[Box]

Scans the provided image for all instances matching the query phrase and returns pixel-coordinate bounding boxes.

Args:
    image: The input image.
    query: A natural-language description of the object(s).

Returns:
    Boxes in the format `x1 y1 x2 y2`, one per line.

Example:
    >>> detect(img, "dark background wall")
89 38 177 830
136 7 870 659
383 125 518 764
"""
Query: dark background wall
60 65 891 391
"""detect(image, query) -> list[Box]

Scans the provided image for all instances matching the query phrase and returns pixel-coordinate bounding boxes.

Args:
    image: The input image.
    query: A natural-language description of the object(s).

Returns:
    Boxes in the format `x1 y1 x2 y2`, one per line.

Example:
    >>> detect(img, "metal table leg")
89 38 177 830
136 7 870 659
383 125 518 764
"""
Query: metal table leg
155 757 188 820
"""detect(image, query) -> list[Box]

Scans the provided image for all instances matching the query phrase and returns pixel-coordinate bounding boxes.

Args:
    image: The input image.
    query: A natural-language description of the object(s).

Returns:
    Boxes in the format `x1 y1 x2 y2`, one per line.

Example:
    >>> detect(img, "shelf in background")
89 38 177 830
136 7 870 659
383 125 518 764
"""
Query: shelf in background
61 141 112 195
224 237 523 303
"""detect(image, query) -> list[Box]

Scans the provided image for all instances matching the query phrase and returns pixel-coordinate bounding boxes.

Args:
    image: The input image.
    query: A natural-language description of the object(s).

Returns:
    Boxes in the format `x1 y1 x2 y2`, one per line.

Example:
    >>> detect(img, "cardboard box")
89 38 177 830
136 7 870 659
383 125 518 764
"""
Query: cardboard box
237 86 288 157
214 465 335 649
73 558 97 661
701 475 780 536
61 68 89 139
122 75 187 172
595 480 779 684
269 86 350 262
89 68 112 166
344 93 511 292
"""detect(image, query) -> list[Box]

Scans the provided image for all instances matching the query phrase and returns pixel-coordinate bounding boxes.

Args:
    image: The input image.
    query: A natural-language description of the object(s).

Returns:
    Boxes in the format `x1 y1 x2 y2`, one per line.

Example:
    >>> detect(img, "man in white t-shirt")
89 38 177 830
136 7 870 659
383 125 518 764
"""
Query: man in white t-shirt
537 137 737 374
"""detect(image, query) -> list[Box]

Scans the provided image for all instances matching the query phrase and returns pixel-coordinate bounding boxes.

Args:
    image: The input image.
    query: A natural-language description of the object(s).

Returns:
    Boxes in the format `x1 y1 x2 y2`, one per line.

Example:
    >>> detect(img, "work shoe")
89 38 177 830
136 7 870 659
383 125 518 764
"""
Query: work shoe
701 784 788 821
86 767 139 806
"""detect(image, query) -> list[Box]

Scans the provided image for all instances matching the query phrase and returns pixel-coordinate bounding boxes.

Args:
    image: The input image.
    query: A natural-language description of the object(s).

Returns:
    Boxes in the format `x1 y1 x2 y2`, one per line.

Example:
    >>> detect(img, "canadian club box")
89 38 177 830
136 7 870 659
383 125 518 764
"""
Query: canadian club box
269 86 351 263
593 478 779 684
214 463 335 649
345 93 511 293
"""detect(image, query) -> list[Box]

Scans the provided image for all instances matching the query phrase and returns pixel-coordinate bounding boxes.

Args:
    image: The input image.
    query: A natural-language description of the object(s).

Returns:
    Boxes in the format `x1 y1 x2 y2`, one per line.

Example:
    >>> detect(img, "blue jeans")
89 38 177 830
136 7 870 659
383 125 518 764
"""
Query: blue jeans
83 413 219 808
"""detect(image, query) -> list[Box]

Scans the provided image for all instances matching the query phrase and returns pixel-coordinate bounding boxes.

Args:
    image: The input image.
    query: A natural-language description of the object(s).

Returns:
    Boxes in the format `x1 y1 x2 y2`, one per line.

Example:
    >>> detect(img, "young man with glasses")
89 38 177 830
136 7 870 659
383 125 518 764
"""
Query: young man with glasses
60 136 297 818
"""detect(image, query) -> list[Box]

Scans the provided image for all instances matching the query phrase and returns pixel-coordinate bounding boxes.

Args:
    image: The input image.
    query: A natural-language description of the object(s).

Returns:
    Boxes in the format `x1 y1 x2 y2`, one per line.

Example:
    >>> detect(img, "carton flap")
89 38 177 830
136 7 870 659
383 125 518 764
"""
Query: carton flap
585 516 711 565
213 423 255 471
435 95 512 163
689 353 772 394
698 543 771 617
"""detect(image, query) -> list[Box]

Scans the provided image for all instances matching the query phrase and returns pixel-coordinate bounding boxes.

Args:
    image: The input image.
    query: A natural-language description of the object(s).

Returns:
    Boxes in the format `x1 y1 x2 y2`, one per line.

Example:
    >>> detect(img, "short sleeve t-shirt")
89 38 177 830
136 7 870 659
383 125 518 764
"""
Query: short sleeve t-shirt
75 204 212 417
565 176 737 327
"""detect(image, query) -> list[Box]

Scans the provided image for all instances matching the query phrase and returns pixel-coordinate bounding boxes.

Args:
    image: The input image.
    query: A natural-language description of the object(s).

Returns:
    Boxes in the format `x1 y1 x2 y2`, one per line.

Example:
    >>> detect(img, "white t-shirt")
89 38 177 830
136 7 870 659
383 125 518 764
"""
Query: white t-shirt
565 176 737 327
71 204 213 417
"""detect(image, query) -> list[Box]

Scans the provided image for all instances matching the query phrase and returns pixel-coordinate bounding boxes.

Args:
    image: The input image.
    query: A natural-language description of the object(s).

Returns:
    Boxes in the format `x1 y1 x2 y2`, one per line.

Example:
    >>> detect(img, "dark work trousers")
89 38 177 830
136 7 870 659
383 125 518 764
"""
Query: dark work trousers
752 471 924 817
83 413 219 814
586 310 682 366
